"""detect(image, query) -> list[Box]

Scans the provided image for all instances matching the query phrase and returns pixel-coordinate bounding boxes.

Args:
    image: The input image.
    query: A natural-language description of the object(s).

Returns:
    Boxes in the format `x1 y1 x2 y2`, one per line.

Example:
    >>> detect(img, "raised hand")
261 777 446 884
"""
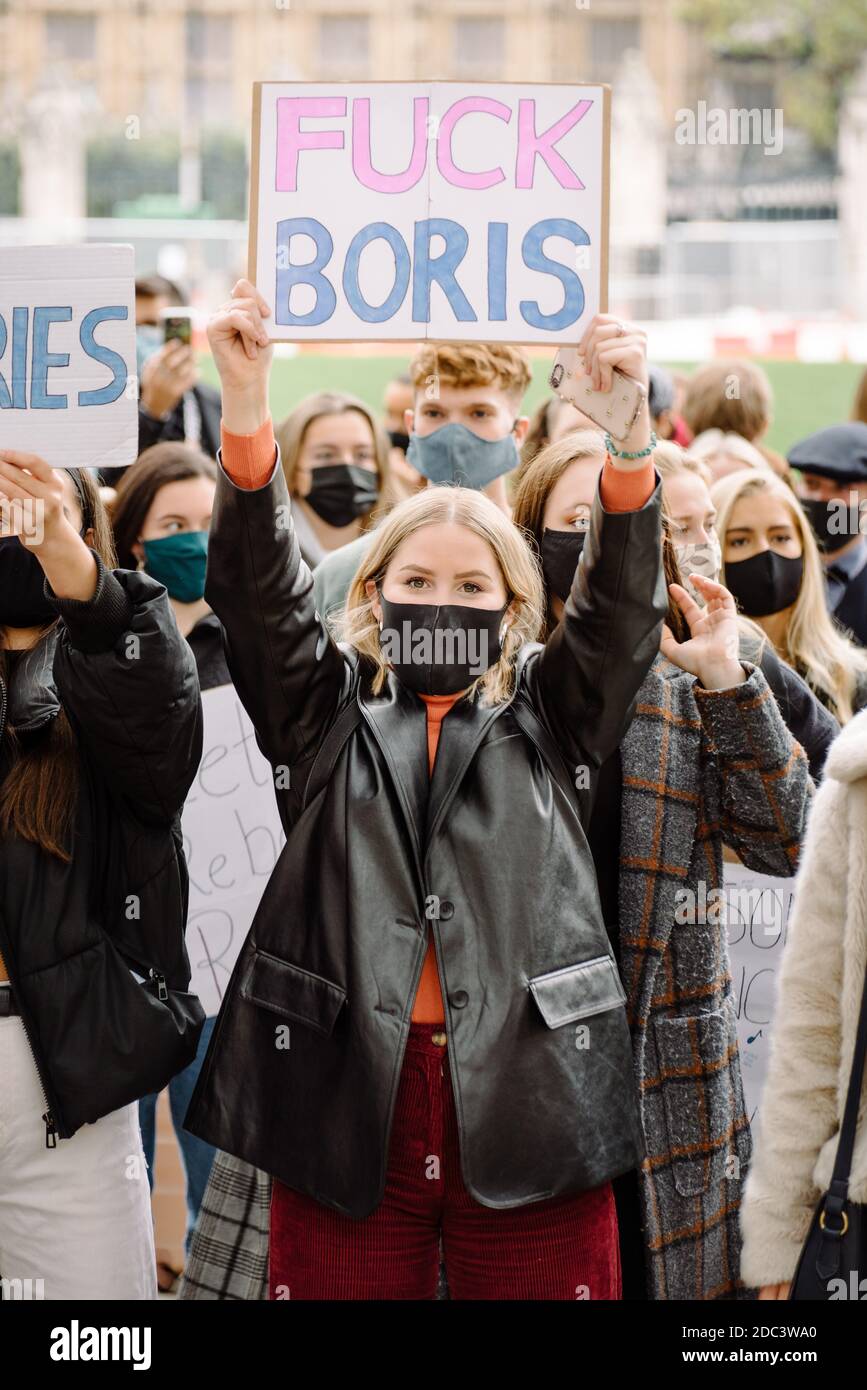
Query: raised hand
577 313 649 396
577 313 650 456
140 341 199 418
660 573 747 691
207 278 273 434
0 451 97 602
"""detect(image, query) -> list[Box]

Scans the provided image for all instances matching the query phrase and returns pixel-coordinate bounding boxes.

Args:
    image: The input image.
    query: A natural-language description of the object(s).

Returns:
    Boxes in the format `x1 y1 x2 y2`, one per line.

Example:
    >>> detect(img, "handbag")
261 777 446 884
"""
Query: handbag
788 954 867 1300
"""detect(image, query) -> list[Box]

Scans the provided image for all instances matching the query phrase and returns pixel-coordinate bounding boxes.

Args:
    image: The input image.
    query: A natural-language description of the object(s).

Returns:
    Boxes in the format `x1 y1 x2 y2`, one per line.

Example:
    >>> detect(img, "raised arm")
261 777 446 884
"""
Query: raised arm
529 318 667 770
202 281 348 769
0 450 202 824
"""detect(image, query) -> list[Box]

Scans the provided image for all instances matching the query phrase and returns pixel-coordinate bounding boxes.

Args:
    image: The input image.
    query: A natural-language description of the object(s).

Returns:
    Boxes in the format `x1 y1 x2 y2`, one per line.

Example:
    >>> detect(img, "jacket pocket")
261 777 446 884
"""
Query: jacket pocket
240 950 347 1038
652 1001 750 1198
528 955 626 1028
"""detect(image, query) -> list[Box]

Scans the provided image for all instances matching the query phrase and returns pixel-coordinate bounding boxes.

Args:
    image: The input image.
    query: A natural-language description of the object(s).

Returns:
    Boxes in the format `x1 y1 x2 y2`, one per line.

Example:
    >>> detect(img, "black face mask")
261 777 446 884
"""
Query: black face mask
540 529 586 603
305 464 379 528
388 429 410 455
377 593 509 696
0 536 57 628
800 496 855 555
725 550 804 617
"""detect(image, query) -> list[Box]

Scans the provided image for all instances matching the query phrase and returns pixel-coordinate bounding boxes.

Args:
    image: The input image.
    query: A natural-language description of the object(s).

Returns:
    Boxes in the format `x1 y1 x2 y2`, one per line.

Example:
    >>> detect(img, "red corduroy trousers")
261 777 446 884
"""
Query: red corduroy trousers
269 1023 621 1300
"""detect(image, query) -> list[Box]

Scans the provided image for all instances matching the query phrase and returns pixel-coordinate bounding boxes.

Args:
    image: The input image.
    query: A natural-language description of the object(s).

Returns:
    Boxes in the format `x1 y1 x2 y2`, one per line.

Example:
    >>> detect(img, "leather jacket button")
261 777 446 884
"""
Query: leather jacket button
450 989 469 1009
439 900 455 920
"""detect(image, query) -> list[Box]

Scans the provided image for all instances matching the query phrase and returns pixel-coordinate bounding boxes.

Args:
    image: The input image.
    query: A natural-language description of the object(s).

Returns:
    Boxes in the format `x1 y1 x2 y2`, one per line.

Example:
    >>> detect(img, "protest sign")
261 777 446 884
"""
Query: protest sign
250 81 609 344
723 862 797 1135
0 244 137 471
181 684 286 1018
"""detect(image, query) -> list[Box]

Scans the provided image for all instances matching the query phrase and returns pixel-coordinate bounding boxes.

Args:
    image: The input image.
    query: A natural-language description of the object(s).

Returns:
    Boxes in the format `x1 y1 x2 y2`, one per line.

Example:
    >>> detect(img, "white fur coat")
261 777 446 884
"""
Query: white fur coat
740 708 867 1286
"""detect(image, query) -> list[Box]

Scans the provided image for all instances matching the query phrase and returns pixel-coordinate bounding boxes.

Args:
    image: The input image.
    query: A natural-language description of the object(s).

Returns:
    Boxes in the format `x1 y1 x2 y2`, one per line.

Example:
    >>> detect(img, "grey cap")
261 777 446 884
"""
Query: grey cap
787 423 867 482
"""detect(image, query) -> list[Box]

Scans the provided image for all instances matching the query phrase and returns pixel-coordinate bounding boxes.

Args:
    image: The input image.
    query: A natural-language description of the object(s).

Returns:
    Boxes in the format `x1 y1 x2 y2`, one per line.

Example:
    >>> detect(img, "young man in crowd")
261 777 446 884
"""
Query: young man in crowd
790 422 867 647
103 276 223 481
312 341 531 618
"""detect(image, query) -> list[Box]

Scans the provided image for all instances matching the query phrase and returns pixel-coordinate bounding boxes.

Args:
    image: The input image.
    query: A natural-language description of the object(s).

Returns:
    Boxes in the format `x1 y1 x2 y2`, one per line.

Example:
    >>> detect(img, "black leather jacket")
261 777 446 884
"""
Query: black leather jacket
0 555 203 1140
185 454 666 1217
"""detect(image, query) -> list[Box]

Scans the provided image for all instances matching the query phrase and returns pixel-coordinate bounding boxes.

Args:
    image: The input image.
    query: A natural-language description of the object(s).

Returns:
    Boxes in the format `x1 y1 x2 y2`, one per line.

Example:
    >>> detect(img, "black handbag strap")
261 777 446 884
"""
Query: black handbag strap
302 698 363 810
828 953 867 1199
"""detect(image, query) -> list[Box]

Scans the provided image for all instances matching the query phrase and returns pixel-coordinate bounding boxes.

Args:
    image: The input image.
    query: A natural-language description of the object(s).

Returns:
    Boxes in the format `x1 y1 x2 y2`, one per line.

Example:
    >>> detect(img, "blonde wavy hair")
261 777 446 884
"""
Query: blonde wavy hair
651 438 712 488
712 468 867 722
337 486 545 705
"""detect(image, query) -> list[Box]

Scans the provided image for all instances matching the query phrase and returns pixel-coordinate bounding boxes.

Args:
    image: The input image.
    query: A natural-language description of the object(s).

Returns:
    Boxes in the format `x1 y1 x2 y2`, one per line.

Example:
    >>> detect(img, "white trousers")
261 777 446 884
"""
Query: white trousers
0 1015 157 1300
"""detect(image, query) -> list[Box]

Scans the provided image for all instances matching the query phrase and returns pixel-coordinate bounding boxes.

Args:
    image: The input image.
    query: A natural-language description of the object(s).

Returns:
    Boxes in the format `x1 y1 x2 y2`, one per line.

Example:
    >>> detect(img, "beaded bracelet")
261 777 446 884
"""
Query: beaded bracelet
604 429 657 459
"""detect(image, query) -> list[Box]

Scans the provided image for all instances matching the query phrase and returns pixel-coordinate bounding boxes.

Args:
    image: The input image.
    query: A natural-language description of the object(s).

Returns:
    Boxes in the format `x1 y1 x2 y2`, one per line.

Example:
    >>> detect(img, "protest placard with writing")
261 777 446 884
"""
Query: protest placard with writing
250 82 609 344
181 684 286 1018
0 245 137 471
724 861 797 1136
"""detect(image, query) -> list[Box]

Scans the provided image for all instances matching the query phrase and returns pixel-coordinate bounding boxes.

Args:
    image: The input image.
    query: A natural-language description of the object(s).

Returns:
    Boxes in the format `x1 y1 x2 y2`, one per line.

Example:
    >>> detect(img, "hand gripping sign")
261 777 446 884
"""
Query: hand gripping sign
0 244 137 470
250 82 610 344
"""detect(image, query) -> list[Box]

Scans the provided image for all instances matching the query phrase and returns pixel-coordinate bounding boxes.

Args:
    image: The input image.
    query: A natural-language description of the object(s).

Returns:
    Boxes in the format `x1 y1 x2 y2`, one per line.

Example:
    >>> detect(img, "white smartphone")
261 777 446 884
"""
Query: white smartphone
549 347 647 442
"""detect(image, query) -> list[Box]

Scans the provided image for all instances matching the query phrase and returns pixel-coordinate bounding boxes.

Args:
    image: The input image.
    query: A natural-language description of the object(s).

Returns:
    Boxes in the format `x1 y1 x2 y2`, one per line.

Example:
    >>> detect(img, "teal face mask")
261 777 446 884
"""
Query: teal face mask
406 423 519 489
142 531 209 603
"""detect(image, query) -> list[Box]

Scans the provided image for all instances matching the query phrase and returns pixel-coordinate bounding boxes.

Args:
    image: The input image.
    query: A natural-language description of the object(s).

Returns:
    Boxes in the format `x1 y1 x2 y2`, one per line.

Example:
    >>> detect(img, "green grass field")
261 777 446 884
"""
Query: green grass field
199 354 864 458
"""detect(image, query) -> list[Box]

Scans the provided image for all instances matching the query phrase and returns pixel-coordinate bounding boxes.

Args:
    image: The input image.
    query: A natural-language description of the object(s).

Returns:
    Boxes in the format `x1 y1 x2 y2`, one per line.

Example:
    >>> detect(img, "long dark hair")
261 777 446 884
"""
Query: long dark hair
109 441 218 570
0 468 117 861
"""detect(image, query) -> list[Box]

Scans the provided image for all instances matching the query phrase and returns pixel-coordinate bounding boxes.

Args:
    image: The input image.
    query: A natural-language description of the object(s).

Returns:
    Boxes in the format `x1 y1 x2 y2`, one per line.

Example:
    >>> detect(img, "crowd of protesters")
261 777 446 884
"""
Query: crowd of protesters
2 272 867 1302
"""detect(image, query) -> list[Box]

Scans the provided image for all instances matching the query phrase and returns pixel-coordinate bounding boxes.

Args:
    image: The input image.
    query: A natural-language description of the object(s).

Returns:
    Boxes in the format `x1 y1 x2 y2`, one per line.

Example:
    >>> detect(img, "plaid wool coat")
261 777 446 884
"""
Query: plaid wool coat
180 656 812 1302
618 654 812 1300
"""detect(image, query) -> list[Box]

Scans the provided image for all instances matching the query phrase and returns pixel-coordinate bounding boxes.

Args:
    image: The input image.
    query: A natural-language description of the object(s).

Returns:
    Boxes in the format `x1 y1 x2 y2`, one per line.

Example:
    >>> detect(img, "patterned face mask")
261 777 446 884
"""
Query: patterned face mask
673 535 722 606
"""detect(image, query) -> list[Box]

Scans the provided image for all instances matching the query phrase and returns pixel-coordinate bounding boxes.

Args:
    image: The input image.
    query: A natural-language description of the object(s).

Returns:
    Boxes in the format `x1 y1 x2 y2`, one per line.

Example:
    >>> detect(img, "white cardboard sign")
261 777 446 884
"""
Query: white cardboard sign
250 82 610 344
724 862 797 1136
181 684 286 1018
0 244 137 471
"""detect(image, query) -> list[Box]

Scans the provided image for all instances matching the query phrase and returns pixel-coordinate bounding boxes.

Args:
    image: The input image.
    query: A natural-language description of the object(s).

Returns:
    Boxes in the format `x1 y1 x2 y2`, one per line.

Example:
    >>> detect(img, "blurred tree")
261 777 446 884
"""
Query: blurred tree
0 144 20 215
200 133 247 221
86 136 179 218
683 0 867 151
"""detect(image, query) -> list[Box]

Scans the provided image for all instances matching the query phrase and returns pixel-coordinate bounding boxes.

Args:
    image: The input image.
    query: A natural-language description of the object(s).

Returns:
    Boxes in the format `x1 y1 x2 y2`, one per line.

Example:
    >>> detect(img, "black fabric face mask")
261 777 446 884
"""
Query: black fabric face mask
725 549 804 617
540 529 586 603
0 536 57 628
305 464 379 528
377 592 509 696
800 496 856 555
0 505 90 630
388 429 410 454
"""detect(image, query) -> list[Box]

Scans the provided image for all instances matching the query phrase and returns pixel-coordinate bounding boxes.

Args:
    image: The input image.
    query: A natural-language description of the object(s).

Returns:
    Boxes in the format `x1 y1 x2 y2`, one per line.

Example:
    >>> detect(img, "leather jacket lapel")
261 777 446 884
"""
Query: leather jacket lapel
425 693 508 853
357 670 512 872
357 668 430 880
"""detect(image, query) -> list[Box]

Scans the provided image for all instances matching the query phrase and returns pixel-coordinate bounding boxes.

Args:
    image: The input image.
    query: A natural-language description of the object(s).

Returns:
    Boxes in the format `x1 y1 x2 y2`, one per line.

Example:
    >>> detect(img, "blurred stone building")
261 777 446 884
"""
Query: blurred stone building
0 0 709 225
0 0 864 317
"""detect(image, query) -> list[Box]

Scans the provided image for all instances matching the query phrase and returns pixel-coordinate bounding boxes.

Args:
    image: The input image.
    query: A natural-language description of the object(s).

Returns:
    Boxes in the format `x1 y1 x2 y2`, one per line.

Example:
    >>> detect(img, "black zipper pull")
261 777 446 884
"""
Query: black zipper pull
43 1111 57 1149
152 971 169 1002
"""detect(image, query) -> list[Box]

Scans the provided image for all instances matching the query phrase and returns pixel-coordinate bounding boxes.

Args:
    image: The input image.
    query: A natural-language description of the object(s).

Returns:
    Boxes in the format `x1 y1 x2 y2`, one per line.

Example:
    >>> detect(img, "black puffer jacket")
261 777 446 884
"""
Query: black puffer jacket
0 552 203 1141
185 456 667 1218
